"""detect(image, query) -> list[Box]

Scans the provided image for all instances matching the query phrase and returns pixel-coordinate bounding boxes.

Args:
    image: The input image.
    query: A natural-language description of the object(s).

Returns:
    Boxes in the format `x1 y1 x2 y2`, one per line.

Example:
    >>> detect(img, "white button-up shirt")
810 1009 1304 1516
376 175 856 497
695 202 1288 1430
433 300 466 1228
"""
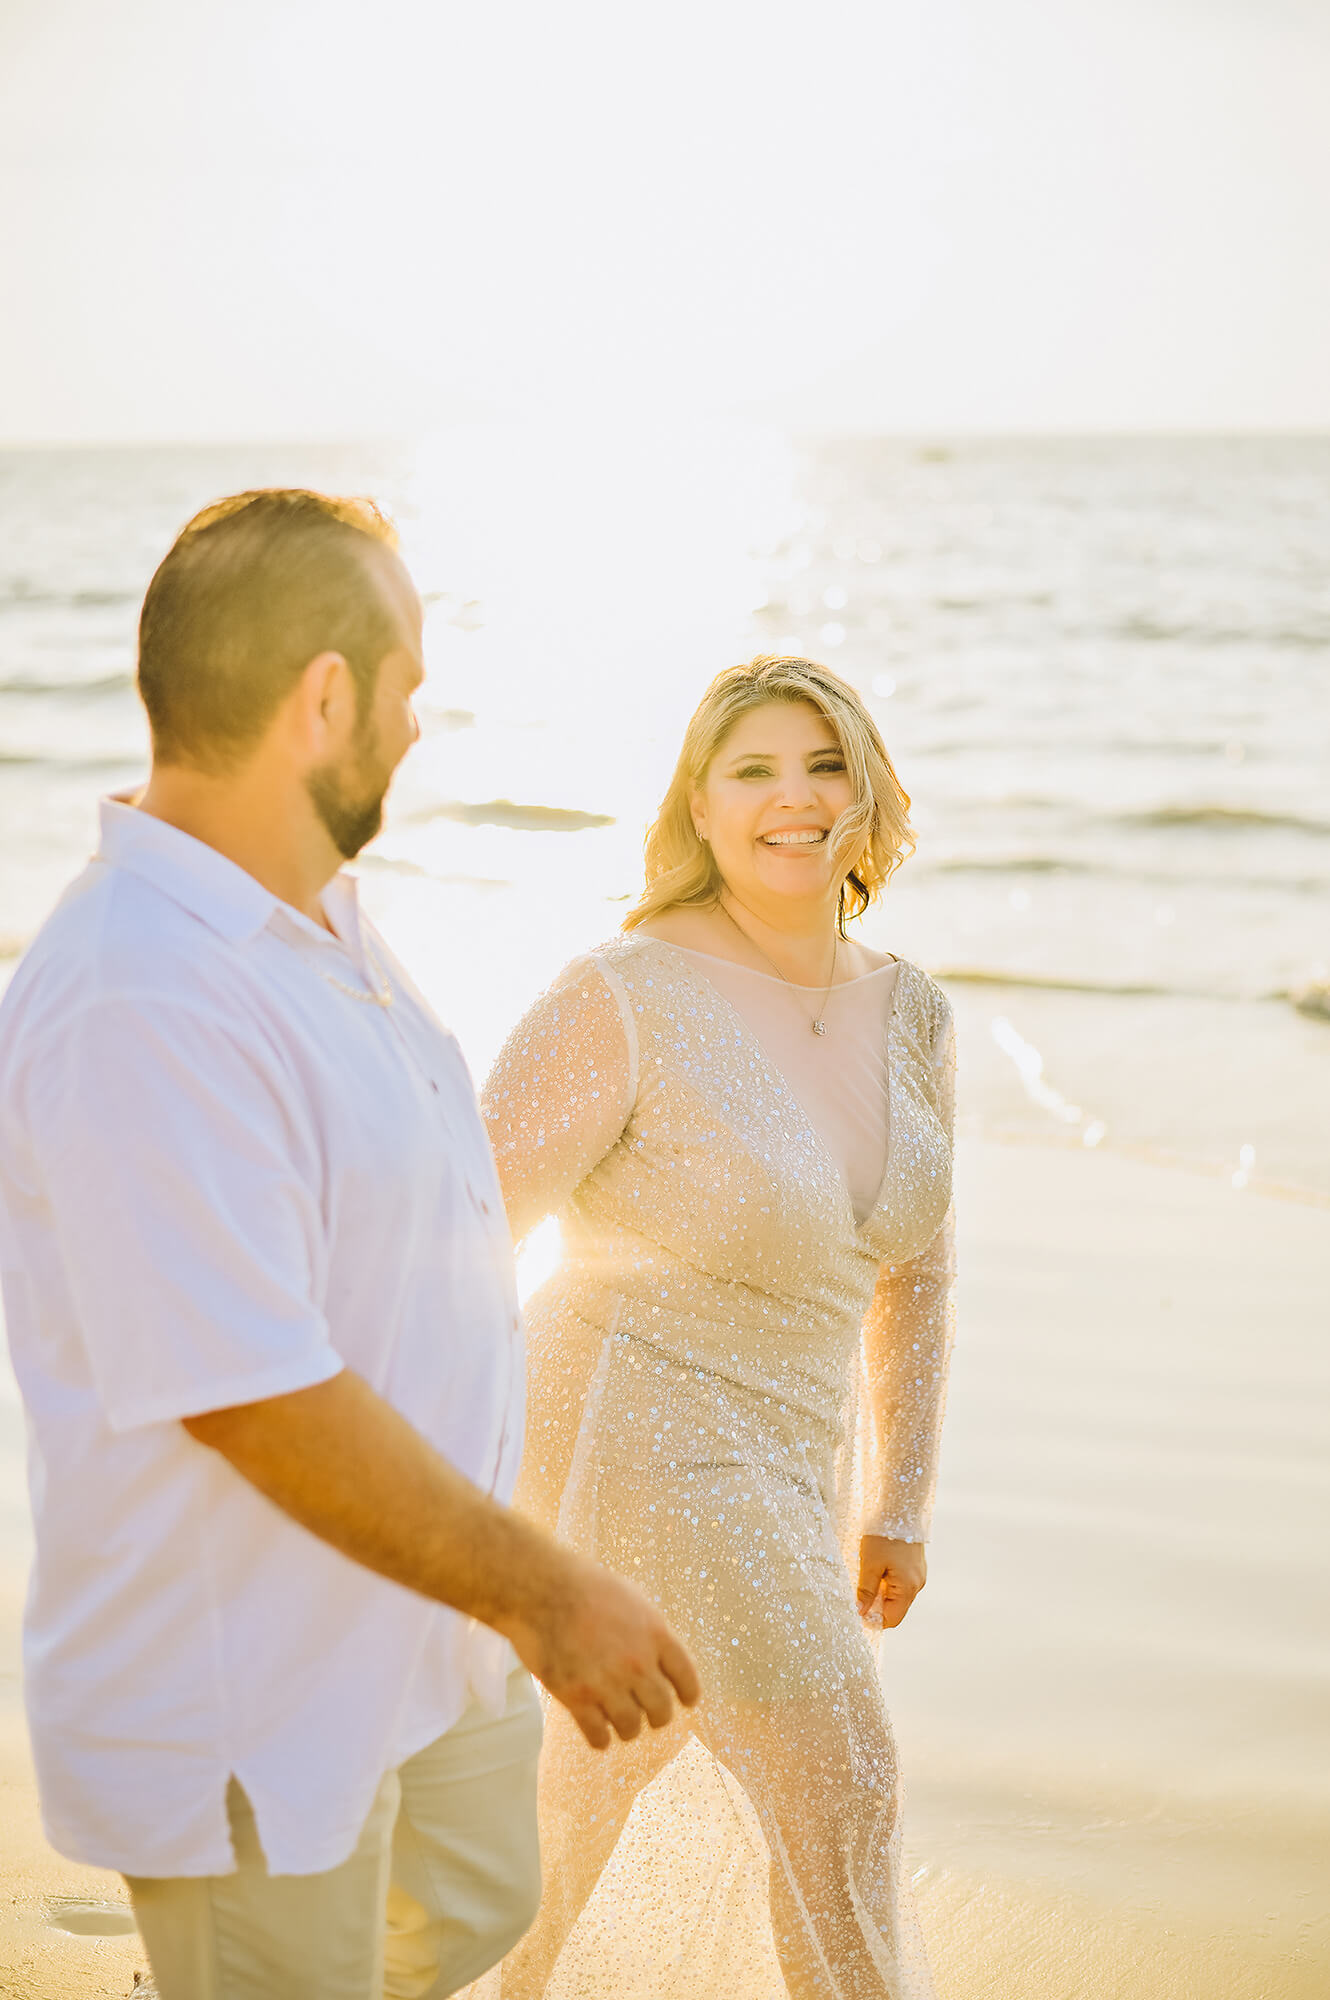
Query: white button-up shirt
0 800 525 1878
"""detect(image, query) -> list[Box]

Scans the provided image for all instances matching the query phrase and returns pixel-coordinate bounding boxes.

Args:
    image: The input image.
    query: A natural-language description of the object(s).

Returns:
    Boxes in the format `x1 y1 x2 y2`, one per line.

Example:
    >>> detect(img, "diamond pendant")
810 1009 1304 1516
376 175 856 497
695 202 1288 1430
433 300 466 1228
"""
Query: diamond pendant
812 1019 826 1036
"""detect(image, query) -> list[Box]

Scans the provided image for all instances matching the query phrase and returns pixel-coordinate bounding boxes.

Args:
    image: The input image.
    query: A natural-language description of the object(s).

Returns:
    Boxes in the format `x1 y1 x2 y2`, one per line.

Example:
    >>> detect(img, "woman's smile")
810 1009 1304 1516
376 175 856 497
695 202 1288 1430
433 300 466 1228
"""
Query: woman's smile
758 826 829 848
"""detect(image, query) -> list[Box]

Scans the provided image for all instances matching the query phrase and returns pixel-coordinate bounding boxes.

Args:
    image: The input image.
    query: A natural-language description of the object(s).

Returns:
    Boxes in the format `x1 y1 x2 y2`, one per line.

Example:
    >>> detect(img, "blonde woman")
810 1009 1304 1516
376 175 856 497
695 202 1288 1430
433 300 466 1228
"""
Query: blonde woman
481 657 955 1999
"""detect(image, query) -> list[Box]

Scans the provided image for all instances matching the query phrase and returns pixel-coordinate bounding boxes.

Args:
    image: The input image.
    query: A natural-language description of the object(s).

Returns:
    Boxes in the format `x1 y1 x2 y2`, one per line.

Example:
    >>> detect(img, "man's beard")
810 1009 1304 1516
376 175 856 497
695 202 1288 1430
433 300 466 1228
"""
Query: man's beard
305 735 390 860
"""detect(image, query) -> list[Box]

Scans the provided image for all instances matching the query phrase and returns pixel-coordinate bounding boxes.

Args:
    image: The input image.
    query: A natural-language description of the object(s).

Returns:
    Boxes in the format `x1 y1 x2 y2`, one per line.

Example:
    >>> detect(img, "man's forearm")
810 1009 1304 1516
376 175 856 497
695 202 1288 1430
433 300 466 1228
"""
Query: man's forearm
183 1369 569 1640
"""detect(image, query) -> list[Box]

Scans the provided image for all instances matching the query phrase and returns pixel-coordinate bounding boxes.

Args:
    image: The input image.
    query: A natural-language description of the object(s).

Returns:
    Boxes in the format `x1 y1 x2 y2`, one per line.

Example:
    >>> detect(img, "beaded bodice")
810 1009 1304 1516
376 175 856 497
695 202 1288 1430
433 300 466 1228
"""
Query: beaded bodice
483 933 955 1542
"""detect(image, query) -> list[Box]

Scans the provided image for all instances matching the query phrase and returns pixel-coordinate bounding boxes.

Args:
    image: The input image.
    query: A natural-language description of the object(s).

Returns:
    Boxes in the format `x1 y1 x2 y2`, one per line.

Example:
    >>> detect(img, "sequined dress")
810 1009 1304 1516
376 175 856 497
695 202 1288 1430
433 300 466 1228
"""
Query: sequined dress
479 934 955 2000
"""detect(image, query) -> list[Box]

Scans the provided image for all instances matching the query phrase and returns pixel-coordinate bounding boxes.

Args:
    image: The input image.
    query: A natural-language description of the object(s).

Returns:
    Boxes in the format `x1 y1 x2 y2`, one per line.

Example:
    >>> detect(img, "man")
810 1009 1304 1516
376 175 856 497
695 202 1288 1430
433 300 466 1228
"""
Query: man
0 490 698 1999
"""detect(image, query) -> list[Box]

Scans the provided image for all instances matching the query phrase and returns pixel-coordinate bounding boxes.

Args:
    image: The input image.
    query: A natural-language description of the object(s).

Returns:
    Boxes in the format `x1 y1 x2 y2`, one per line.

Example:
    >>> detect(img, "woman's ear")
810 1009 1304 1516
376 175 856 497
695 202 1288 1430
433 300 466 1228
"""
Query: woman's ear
689 790 708 843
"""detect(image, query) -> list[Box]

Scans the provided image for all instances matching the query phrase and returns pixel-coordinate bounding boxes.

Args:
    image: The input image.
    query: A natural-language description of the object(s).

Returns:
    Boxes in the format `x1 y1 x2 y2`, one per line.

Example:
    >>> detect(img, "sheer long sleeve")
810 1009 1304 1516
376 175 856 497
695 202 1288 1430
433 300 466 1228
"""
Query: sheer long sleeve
858 997 957 1543
480 953 638 1248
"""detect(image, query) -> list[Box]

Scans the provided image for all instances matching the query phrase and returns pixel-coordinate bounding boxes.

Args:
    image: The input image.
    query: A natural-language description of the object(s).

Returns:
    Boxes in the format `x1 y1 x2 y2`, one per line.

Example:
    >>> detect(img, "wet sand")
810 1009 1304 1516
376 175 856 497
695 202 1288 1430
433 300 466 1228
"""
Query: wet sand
0 1137 1326 1996
899 1140 1330 1998
0 1709 144 1997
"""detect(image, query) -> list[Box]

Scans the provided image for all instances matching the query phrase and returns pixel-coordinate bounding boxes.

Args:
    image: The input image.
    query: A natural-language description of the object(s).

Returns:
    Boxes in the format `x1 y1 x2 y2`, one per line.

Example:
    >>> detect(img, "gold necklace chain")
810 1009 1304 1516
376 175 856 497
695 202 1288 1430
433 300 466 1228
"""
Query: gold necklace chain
314 937 394 1008
717 898 838 1036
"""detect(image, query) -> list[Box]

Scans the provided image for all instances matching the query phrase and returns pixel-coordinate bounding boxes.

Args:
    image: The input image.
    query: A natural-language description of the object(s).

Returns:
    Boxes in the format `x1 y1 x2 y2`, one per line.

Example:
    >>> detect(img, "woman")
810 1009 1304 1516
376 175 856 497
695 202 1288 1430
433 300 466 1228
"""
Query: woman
480 656 955 1999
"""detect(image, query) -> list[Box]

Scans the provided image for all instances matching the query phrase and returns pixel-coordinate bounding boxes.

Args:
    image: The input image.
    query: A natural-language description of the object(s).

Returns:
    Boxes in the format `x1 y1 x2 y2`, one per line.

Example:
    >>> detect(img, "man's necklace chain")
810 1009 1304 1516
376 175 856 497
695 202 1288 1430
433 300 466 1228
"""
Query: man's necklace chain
314 938 394 1008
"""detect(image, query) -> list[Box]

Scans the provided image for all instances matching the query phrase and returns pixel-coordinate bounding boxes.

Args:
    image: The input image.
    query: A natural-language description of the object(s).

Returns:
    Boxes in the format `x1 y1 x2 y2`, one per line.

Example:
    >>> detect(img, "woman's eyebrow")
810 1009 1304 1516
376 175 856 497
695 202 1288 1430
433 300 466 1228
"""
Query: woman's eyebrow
723 744 842 765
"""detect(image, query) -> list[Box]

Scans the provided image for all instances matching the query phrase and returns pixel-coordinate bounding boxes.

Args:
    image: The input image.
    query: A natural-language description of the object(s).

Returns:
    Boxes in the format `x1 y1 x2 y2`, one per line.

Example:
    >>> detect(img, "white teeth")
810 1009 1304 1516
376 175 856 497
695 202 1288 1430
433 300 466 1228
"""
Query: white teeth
761 830 826 847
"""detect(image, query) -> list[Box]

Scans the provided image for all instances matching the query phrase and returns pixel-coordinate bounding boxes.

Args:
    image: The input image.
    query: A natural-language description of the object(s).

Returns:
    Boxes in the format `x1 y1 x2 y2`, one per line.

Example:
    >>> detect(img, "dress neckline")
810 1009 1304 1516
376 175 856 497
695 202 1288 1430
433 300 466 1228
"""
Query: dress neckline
647 939 900 994
638 937 904 1236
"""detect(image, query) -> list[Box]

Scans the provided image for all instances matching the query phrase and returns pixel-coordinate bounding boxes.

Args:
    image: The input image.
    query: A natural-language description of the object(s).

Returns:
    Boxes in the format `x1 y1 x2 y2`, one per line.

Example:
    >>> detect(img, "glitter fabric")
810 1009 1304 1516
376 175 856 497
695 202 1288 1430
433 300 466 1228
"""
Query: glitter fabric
660 948 897 1227
478 933 955 1999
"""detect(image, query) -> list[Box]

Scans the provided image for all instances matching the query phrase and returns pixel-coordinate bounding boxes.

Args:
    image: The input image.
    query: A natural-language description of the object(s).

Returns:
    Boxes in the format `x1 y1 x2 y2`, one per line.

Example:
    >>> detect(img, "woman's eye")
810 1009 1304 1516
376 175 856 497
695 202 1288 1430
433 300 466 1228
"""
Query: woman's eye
812 761 846 774
737 765 771 779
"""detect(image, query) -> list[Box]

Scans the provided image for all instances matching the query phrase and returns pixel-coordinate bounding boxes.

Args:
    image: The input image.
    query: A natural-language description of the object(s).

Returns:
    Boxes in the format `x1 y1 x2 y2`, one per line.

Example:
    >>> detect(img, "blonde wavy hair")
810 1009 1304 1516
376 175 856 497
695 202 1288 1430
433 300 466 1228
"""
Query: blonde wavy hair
624 655 914 935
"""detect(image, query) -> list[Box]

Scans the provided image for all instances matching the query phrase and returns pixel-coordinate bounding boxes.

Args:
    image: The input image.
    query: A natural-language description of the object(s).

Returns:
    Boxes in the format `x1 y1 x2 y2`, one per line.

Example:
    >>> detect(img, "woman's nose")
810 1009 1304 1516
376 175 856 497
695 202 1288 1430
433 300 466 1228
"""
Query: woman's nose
773 777 817 809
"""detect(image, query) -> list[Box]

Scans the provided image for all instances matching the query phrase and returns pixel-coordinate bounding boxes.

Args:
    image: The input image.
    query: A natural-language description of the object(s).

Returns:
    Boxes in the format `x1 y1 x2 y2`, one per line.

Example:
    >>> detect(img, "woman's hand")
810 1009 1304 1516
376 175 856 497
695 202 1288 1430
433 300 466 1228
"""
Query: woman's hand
856 1537 927 1629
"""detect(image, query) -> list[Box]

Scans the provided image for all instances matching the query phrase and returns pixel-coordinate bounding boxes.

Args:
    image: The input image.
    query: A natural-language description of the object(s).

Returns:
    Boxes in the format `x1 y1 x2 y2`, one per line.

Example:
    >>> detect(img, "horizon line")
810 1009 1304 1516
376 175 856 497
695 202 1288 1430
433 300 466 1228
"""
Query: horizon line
3 423 1330 453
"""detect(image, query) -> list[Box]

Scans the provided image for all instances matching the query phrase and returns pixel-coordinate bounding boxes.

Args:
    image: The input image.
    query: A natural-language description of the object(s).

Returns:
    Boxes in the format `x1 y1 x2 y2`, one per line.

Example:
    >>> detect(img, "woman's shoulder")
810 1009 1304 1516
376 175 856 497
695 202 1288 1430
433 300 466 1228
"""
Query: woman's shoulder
537 931 677 1002
494 940 654 1068
563 929 673 972
889 957 954 1048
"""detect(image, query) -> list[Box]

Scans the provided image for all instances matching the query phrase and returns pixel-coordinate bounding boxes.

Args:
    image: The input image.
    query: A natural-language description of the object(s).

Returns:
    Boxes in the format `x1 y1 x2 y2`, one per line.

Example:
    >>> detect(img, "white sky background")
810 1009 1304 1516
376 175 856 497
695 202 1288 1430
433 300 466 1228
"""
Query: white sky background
0 0 1327 441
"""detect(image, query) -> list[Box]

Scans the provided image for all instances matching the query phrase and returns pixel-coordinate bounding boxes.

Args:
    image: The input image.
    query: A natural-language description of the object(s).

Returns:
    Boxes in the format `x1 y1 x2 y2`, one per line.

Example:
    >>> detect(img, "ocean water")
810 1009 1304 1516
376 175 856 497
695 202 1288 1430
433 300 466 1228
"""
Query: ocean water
2 430 1327 1198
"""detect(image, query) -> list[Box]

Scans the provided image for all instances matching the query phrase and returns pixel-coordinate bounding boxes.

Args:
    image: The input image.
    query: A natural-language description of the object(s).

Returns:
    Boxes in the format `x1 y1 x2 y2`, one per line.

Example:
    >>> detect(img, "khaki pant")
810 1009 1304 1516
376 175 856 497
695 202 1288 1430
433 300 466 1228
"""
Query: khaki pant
126 1670 543 2000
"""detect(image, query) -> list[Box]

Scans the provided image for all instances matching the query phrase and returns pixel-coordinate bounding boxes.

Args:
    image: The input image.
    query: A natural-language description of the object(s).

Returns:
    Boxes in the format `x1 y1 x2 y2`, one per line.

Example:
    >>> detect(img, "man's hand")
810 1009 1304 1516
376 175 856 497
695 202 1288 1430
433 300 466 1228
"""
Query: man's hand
499 1555 700 1751
183 1370 700 1749
856 1536 926 1630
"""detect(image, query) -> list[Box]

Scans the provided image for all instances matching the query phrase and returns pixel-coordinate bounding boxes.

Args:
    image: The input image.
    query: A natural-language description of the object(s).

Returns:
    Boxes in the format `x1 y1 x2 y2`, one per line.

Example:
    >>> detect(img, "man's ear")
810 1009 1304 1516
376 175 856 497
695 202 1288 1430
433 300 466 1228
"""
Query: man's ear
290 651 356 759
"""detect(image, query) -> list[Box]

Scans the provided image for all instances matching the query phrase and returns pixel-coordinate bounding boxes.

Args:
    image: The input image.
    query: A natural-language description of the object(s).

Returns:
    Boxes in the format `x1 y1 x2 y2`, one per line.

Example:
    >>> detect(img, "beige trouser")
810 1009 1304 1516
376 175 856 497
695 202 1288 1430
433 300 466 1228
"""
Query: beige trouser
125 1669 543 2000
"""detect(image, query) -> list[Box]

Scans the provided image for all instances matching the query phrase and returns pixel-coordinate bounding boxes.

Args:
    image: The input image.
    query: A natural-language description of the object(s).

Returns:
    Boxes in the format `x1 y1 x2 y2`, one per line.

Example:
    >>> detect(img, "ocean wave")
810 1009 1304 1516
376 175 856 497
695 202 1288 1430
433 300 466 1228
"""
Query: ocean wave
0 672 134 698
1115 614 1330 649
0 750 143 773
413 799 615 832
1291 981 1330 1022
909 735 1281 761
932 855 1092 875
934 967 1182 998
0 588 138 612
940 796 1330 840
1123 804 1330 836
934 965 1327 1019
356 853 510 889
925 854 1328 891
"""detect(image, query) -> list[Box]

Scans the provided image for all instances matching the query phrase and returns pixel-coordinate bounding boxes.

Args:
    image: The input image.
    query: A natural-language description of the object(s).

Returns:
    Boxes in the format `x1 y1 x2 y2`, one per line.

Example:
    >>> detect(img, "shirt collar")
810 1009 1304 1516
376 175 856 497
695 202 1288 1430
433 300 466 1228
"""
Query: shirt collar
95 797 358 948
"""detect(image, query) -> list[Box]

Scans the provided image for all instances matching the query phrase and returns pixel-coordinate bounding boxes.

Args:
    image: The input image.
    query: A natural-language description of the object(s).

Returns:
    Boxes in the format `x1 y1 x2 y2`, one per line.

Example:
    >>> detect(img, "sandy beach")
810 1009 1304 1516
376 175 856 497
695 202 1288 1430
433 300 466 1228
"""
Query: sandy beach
1 1135 1325 1998
904 1139 1330 1999
0 1709 144 1998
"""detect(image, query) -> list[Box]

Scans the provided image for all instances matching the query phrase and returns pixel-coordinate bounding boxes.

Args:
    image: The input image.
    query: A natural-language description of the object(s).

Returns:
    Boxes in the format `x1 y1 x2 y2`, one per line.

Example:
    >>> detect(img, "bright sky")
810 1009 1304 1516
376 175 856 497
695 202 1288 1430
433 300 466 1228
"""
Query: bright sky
1 0 1327 441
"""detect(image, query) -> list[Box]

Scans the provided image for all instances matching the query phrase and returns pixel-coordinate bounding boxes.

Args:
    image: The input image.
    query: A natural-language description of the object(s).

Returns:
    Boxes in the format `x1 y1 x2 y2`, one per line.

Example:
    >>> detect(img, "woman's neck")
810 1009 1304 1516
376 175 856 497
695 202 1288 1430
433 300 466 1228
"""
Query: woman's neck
714 889 840 984
637 897 886 985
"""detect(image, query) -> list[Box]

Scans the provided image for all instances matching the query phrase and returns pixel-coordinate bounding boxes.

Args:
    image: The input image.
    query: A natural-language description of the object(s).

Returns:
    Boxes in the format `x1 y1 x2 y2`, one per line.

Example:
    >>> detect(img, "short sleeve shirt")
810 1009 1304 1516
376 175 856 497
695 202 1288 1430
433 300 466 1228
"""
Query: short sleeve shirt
0 801 525 1877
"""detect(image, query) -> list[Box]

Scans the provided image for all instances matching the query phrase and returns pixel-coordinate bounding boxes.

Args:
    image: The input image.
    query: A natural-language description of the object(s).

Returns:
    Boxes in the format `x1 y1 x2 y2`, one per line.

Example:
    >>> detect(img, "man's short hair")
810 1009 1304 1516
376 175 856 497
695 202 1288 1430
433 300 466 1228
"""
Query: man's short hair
137 488 404 770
